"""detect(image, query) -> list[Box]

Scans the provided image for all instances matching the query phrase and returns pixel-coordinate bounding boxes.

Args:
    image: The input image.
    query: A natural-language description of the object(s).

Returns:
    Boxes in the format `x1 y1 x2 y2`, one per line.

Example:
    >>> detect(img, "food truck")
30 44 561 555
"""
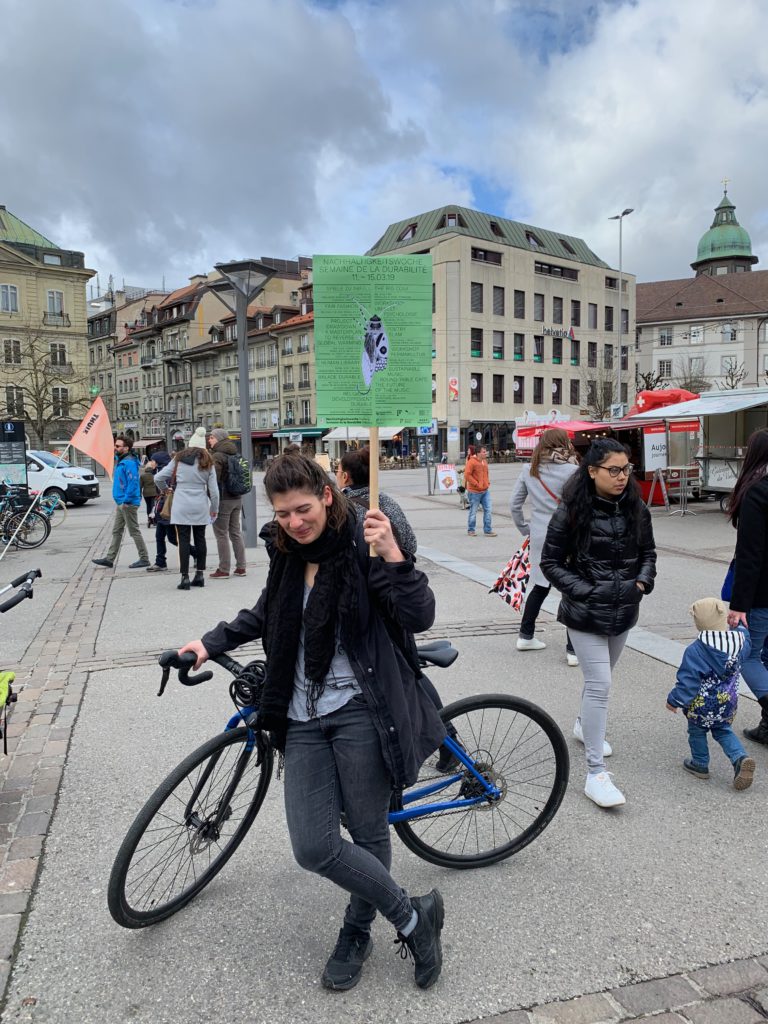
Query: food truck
631 387 768 509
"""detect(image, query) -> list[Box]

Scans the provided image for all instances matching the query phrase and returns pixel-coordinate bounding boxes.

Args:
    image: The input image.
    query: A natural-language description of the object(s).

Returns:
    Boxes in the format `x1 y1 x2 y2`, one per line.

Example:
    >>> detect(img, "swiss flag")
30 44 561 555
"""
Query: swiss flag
70 397 114 478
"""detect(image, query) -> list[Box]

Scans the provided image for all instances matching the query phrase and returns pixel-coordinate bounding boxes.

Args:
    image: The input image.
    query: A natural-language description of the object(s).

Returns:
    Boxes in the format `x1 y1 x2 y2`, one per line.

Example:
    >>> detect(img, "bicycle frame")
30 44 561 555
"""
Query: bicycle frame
223 709 503 825
185 719 260 832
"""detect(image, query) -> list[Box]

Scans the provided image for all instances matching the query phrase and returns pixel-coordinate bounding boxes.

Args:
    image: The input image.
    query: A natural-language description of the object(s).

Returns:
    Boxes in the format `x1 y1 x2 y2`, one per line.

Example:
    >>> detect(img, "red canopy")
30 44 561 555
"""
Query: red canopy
627 388 698 417
516 419 600 439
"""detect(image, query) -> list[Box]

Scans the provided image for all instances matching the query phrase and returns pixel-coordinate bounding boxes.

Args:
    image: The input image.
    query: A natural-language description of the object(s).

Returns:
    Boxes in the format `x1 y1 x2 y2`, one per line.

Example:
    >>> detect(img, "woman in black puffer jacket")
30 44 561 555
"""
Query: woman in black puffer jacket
541 438 656 809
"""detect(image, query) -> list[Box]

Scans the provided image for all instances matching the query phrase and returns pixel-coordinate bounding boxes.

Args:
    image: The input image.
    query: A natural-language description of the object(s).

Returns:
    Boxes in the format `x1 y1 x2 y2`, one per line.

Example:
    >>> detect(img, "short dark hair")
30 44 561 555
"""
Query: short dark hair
340 446 370 487
116 434 133 450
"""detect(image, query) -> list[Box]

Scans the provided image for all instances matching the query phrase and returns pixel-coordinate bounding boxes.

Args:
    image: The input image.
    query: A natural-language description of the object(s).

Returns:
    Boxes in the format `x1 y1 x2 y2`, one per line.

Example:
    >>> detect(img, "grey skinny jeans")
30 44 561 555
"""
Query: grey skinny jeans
283 695 414 935
568 628 629 774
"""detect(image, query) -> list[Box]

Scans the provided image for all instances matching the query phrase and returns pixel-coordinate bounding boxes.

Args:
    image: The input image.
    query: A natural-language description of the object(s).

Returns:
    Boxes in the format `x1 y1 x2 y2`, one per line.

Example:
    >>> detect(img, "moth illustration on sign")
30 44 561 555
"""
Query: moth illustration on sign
350 299 402 394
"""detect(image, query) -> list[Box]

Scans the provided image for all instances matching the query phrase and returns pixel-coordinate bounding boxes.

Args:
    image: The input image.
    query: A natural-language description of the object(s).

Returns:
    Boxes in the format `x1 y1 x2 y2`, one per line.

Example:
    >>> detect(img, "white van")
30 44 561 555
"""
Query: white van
26 451 100 506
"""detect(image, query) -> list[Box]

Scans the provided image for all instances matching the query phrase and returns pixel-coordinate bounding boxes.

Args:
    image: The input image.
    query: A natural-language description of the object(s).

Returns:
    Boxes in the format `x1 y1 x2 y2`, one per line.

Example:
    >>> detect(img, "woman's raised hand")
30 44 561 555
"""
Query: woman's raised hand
363 509 404 563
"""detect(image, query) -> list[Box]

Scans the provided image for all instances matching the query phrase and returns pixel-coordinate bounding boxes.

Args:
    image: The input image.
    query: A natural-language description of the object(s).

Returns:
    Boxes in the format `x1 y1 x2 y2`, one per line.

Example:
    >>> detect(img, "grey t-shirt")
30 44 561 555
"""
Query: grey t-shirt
288 583 361 721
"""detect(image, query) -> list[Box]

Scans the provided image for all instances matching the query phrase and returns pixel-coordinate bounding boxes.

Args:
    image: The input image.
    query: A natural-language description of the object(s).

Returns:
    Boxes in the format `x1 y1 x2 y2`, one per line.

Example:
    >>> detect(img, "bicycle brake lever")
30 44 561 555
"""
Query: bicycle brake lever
157 665 171 697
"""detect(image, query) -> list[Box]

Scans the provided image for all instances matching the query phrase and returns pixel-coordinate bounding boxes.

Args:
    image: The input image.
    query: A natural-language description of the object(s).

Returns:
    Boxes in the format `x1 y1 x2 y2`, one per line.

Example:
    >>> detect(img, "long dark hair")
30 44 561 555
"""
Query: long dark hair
264 451 348 551
340 446 370 487
727 427 768 526
562 438 643 551
174 446 213 470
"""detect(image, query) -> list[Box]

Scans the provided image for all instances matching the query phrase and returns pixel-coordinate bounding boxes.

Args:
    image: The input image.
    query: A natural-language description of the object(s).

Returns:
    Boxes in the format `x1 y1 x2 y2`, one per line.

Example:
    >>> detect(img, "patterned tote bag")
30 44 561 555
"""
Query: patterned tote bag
489 536 530 611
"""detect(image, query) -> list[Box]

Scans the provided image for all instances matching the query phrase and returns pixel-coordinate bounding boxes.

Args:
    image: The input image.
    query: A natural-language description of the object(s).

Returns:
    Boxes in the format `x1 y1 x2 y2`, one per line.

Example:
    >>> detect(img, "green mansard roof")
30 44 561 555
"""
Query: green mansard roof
366 205 610 268
0 205 59 249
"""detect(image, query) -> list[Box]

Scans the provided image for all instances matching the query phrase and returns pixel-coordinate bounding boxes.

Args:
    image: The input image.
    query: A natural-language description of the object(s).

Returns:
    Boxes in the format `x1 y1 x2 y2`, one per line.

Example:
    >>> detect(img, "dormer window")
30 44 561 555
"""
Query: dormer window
437 212 466 230
489 221 504 238
398 222 417 241
526 231 543 249
559 238 576 255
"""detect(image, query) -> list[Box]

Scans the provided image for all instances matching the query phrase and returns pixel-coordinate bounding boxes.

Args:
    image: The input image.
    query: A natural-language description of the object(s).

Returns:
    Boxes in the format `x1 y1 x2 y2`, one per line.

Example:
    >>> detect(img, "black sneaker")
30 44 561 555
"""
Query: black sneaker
91 558 114 568
683 758 709 779
321 926 372 991
146 564 167 572
129 559 150 569
435 745 460 774
396 889 444 989
733 755 755 791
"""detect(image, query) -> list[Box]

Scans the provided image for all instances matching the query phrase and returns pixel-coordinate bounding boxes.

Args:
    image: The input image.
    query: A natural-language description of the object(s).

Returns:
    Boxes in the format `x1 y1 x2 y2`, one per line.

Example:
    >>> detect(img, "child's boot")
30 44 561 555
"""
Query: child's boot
733 756 755 791
683 758 709 779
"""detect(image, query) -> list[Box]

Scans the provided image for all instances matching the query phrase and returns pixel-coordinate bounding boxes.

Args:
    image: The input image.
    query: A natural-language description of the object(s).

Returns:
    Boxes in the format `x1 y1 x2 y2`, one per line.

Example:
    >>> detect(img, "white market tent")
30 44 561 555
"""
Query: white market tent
322 426 403 441
631 388 768 420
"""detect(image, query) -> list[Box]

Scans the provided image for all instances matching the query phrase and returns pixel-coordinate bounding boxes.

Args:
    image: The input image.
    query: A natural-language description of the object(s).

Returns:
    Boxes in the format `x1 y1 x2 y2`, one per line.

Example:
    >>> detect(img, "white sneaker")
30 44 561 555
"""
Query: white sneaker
516 637 547 651
566 653 579 667
584 772 625 808
573 719 612 757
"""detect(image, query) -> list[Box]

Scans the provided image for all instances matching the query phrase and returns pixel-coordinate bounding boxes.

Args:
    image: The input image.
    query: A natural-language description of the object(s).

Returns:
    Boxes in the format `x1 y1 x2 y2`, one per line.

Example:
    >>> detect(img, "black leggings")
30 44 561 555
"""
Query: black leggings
176 524 206 574
520 583 574 654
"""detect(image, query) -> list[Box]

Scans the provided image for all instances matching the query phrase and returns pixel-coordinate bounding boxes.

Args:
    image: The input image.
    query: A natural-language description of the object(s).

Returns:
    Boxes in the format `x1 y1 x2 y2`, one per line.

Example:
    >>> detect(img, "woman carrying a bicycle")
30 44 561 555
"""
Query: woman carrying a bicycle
180 452 446 991
540 438 656 809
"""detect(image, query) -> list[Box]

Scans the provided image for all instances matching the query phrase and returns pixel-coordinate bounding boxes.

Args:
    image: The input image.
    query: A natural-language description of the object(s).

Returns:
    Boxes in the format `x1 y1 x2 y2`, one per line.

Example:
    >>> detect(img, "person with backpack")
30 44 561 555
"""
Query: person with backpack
208 427 247 578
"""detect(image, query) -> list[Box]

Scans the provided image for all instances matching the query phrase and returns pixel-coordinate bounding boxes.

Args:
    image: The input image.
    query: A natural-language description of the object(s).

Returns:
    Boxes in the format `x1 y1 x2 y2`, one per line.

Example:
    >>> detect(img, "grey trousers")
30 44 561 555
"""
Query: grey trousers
106 504 149 563
568 628 629 774
212 497 246 572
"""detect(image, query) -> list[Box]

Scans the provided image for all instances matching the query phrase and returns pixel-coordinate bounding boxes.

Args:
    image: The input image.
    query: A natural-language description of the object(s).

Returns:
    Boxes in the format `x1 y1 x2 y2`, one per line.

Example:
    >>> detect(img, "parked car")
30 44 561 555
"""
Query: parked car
26 451 100 506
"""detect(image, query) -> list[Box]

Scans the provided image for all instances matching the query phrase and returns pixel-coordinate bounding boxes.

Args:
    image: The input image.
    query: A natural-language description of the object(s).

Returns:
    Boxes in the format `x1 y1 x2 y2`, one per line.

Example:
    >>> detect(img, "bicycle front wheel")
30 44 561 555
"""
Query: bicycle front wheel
394 694 569 869
5 511 50 548
108 727 273 928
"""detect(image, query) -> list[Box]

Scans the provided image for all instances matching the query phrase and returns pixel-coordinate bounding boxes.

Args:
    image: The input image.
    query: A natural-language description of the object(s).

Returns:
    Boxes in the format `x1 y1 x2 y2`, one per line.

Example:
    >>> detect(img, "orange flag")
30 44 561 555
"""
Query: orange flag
70 397 115 479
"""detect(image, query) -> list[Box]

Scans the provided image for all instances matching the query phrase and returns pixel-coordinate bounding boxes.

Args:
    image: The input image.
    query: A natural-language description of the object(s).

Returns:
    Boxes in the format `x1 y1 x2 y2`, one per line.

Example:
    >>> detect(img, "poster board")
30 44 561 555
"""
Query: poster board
313 255 432 427
642 424 667 471
436 464 458 492
0 421 27 487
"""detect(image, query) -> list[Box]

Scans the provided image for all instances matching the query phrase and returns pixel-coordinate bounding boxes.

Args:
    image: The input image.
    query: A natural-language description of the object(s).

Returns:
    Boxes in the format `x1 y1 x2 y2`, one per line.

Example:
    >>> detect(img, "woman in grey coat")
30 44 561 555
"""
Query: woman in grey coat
155 445 219 590
510 428 579 663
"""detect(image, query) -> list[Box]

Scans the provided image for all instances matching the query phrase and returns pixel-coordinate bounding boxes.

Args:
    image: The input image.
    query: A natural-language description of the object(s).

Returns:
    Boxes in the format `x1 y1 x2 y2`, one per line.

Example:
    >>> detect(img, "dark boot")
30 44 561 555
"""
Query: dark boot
396 889 444 989
177 574 190 591
743 696 768 745
191 570 205 588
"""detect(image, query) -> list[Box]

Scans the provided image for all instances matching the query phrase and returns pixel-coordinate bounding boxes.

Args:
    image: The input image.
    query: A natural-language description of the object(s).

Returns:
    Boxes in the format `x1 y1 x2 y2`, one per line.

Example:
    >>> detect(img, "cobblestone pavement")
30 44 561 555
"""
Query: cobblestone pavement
0 473 766 1023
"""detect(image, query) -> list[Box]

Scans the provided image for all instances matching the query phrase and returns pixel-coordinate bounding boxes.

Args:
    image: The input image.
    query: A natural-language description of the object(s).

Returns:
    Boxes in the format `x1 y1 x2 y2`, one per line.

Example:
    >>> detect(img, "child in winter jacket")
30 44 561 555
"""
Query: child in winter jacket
666 597 755 790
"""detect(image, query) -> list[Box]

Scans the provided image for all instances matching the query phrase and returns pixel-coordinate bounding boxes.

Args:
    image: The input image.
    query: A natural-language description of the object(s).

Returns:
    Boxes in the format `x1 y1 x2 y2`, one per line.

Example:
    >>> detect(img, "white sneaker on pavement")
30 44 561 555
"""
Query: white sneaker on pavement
573 718 612 756
566 653 579 667
516 637 547 651
584 772 625 808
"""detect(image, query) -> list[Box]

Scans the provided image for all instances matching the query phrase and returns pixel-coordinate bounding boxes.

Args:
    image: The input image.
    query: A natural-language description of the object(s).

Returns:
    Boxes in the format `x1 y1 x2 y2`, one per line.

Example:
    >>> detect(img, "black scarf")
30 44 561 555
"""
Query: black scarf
259 510 359 741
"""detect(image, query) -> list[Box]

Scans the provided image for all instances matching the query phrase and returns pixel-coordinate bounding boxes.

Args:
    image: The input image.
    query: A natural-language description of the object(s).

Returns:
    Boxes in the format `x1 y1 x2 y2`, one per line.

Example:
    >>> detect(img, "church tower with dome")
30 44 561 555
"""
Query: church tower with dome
690 189 758 276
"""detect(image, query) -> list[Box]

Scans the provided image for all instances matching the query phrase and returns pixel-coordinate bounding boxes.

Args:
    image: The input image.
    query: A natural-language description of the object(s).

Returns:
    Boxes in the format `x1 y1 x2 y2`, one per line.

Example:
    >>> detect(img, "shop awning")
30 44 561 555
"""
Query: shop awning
132 437 165 448
631 390 768 420
273 427 326 437
322 426 402 441
516 419 599 438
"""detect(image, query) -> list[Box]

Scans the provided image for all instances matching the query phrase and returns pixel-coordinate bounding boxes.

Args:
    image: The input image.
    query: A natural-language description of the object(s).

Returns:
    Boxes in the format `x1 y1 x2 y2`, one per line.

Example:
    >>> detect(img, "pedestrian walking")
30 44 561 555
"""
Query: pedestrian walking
139 459 158 526
540 438 657 808
335 446 418 556
725 427 768 747
178 452 446 992
666 597 755 790
145 451 178 573
464 446 496 536
92 435 150 569
207 427 247 578
154 443 219 591
510 428 579 663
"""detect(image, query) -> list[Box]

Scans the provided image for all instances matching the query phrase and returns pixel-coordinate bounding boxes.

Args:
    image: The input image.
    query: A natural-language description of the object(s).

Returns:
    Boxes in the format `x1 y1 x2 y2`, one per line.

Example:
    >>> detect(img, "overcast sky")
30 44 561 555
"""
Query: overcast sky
2 0 767 292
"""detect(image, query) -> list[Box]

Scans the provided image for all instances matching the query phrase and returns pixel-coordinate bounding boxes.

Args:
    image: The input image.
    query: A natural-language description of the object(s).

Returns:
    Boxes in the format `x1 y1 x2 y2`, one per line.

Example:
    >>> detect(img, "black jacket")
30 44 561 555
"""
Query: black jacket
211 439 239 499
540 493 657 636
201 528 445 788
730 476 768 614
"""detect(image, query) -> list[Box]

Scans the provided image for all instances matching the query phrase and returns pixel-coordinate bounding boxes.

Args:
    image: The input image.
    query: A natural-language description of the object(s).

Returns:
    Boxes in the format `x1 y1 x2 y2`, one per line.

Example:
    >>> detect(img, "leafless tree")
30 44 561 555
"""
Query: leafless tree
716 359 748 390
635 367 667 393
671 356 710 394
0 325 90 447
580 364 616 420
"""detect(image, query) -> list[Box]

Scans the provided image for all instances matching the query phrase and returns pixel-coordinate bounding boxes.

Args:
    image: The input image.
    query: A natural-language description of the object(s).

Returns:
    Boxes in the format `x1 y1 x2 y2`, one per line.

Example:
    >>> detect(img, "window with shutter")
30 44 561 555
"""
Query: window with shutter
471 282 483 313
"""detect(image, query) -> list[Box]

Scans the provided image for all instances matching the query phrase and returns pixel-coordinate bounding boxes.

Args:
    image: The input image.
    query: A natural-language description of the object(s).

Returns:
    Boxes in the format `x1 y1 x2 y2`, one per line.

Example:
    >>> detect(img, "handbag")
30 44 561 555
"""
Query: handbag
721 559 735 602
157 465 177 520
489 536 530 611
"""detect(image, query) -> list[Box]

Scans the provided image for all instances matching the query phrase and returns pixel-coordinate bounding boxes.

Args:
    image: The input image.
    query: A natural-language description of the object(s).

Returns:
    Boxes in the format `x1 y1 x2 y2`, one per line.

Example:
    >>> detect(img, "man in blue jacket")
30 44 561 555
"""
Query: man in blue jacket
92 435 150 569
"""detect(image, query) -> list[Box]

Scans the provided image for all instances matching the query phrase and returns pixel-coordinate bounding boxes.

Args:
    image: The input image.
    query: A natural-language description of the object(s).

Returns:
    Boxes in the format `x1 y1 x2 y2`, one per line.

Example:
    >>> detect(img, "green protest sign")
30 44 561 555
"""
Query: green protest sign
313 254 432 427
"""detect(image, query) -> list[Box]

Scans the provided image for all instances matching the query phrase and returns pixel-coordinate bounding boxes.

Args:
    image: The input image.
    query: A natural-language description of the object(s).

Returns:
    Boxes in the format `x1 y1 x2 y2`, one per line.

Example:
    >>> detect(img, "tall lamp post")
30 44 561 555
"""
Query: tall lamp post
609 208 633 415
207 260 276 547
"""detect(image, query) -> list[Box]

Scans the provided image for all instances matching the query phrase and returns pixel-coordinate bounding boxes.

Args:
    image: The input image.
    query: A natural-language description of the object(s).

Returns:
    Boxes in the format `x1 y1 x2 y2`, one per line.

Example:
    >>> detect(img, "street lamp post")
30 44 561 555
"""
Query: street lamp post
207 260 277 547
609 208 633 415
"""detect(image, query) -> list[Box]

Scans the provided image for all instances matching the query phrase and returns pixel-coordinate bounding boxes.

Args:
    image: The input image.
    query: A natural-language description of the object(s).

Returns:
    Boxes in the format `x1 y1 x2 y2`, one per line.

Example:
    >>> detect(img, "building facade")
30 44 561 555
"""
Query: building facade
367 206 635 460
636 191 768 392
0 204 96 449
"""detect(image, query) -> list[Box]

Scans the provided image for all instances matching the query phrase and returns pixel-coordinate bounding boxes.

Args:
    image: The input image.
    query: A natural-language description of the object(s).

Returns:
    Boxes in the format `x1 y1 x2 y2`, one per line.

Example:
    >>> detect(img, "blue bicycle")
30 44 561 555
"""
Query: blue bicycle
108 644 569 928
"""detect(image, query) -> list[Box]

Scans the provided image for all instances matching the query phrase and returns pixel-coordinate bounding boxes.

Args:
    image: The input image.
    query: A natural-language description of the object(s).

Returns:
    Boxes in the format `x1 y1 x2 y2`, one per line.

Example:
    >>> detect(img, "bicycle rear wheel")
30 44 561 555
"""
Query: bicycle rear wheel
4 511 50 548
393 694 569 869
108 727 273 928
44 497 67 528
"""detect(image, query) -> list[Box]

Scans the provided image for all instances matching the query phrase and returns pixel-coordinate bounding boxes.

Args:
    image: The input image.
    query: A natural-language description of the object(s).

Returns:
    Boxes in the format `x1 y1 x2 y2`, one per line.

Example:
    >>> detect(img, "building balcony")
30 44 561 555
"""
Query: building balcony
283 382 295 391
298 380 311 389
43 312 71 327
46 360 74 375
299 417 312 425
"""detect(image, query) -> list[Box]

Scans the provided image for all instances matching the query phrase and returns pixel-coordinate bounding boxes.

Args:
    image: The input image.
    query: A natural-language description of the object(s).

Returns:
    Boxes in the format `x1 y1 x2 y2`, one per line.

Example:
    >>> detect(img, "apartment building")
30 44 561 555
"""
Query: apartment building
367 206 635 459
637 190 768 392
0 204 96 448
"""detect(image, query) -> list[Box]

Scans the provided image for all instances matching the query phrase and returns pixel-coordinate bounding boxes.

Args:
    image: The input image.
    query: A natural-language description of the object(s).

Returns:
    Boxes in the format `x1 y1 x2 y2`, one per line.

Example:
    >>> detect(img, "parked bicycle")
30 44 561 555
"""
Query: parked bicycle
31 491 67 529
0 569 41 752
0 488 50 550
108 642 569 929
